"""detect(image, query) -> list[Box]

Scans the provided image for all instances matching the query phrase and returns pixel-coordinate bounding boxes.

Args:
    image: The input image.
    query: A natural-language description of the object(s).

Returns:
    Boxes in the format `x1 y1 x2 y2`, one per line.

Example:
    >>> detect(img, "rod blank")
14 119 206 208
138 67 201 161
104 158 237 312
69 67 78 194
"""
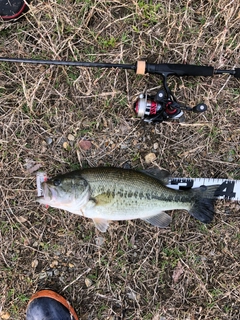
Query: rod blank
0 57 136 70
0 56 239 78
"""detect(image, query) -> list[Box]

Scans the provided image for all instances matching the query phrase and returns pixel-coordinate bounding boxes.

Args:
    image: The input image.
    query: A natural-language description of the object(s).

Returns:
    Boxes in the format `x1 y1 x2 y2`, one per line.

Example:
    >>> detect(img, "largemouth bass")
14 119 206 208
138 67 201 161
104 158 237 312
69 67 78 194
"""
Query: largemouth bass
37 167 219 232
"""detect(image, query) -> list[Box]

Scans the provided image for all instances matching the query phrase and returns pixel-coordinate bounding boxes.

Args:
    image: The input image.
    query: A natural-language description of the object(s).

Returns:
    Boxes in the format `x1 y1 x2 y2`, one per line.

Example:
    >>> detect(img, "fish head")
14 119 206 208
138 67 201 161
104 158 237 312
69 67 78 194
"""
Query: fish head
36 173 90 213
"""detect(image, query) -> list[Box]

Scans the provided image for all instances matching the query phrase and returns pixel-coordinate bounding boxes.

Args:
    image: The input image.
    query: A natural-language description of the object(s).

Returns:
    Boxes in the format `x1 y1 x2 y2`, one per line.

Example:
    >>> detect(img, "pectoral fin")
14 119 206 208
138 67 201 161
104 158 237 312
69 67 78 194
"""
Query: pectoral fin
142 212 172 228
93 218 109 232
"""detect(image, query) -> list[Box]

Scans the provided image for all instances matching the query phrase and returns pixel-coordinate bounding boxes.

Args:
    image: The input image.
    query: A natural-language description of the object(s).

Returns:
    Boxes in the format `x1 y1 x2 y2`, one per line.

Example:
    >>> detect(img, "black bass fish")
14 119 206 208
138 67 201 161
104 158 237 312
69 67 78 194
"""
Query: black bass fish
37 167 219 232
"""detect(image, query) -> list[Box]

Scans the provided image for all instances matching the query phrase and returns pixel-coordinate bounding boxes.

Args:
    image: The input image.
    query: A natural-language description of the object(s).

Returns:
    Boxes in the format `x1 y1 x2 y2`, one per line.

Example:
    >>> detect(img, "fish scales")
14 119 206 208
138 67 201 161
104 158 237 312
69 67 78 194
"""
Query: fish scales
80 167 196 206
37 167 220 232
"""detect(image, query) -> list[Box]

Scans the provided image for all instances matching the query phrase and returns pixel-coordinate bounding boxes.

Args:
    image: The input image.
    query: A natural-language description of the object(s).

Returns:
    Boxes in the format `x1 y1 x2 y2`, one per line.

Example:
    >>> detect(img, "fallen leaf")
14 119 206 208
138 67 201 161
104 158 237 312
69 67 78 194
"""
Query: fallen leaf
68 134 75 141
50 260 59 268
0 311 10 319
31 259 38 268
41 141 47 153
145 153 156 164
16 216 27 223
172 260 184 284
24 158 42 173
32 241 38 247
29 164 42 174
85 277 92 287
63 141 70 150
79 139 92 151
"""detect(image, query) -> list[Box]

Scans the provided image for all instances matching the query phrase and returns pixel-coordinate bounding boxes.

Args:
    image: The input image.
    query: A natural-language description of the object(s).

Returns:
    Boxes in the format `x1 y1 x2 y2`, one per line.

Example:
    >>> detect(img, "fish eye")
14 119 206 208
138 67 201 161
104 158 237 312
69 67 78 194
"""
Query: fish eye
53 179 61 186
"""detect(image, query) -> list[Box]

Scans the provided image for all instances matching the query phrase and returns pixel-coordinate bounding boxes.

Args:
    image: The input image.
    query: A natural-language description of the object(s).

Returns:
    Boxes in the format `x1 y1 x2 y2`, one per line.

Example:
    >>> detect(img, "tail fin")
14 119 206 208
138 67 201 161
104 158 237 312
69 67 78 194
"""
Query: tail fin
189 185 220 223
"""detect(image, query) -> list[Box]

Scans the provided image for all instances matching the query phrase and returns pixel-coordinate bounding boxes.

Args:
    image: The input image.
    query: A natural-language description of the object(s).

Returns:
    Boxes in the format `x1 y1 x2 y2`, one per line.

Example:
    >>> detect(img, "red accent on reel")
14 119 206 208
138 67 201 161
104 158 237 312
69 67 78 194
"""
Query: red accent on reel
135 102 139 113
149 101 157 114
165 102 178 115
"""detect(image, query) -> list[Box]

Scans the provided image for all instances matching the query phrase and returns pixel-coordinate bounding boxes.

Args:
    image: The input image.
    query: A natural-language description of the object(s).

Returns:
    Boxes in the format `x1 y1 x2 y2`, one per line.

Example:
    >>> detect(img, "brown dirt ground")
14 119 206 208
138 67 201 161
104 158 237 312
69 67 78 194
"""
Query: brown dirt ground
0 1 240 319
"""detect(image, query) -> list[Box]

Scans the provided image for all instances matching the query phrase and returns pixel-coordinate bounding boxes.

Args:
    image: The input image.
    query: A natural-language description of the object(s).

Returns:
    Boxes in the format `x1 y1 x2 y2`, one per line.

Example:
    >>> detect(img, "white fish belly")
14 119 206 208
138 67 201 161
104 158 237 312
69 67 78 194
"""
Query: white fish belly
83 199 191 221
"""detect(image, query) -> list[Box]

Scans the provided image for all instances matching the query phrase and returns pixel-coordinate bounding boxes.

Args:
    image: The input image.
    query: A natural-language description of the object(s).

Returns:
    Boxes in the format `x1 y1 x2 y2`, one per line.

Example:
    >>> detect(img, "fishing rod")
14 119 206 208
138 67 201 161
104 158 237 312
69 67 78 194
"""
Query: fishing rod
0 57 239 123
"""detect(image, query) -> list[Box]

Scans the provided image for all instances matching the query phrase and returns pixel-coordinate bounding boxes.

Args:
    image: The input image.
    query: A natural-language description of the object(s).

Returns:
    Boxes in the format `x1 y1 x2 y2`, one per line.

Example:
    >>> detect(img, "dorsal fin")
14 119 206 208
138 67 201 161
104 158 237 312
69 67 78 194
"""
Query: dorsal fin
141 168 170 185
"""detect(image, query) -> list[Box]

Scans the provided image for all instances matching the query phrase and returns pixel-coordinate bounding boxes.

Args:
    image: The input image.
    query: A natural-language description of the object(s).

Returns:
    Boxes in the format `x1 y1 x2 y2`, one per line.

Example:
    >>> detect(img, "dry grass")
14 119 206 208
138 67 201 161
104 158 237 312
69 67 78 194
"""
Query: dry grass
0 0 240 319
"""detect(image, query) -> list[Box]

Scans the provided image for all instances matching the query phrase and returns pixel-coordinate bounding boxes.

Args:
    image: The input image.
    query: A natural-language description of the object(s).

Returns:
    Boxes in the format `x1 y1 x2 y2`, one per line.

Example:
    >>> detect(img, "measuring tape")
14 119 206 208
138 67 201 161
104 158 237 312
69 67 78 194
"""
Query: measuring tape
167 178 240 201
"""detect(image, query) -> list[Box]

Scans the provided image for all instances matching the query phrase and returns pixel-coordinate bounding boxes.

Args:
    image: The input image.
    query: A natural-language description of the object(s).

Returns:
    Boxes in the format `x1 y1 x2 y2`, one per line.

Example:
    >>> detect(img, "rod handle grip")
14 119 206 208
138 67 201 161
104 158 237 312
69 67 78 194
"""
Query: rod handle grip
234 68 240 78
145 63 214 77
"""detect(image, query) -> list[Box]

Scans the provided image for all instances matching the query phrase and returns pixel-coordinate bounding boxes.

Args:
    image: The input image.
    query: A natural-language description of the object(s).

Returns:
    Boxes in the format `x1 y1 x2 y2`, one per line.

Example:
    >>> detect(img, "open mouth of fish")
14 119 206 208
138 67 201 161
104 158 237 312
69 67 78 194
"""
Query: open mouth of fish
36 172 55 203
37 172 48 194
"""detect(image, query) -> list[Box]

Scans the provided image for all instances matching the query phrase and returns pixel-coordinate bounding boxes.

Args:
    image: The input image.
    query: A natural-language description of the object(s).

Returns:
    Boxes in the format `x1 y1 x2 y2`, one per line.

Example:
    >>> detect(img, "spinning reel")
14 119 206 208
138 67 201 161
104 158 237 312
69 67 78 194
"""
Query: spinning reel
133 60 208 123
134 85 207 124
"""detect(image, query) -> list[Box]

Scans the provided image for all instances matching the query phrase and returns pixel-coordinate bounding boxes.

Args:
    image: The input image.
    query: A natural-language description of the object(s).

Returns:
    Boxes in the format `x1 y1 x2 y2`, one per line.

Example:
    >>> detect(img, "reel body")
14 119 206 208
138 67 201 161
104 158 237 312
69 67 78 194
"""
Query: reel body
134 89 207 124
134 90 184 123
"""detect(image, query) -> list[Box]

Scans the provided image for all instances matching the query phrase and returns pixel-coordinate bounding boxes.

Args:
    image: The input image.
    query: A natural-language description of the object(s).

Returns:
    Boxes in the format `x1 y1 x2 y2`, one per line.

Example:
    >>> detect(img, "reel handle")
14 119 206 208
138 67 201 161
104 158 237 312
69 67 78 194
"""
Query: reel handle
192 103 207 113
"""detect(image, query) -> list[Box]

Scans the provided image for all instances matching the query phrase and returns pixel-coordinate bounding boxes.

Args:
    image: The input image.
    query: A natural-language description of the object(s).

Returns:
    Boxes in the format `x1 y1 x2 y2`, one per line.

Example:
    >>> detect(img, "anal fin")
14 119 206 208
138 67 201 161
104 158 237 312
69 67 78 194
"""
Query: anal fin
92 218 109 232
142 212 172 228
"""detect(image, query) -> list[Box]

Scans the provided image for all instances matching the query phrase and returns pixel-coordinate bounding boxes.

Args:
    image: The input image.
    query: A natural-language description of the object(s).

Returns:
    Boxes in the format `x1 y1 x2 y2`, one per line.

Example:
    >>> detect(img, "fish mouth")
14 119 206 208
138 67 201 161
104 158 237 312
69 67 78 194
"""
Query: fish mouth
36 183 58 204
